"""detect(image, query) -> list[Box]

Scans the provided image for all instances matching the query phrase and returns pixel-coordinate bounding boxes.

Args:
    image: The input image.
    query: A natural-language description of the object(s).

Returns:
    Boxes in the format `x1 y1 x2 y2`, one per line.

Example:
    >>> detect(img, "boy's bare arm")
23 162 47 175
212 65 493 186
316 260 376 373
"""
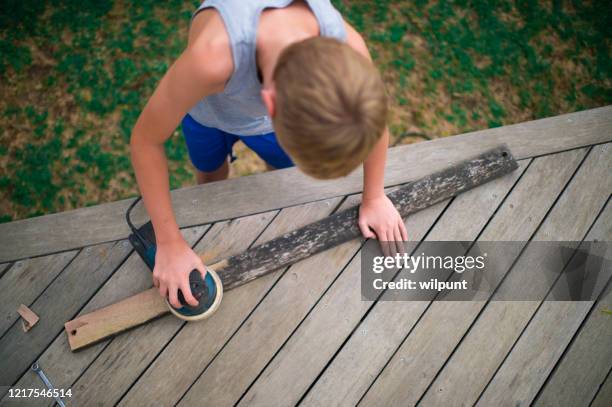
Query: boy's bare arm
344 21 408 245
130 12 233 307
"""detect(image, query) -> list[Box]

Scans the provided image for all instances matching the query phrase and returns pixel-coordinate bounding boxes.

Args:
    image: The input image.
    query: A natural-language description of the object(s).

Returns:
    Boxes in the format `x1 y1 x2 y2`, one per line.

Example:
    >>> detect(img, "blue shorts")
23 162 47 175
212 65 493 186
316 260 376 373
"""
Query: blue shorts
181 114 294 172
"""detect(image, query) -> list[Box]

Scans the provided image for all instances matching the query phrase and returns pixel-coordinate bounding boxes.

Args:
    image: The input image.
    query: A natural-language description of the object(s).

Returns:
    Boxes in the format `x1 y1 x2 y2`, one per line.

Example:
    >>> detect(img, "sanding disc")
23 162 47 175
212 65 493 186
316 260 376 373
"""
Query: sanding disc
167 267 223 321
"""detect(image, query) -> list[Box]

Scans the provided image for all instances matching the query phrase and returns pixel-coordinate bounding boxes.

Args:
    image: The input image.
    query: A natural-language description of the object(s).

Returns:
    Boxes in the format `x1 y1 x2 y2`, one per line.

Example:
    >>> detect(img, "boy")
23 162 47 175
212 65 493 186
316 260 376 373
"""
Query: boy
130 0 408 309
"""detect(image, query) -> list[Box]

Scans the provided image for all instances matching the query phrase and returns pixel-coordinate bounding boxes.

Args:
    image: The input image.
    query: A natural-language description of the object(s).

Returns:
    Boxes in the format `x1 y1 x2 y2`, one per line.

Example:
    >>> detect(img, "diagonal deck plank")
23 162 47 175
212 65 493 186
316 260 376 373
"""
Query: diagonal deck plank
418 143 612 406
591 369 612 407
303 147 588 407
358 148 589 406
476 199 612 406
105 199 340 406
0 240 132 390
1 224 210 405
239 160 528 407
2 106 610 263
0 251 76 339
534 274 612 405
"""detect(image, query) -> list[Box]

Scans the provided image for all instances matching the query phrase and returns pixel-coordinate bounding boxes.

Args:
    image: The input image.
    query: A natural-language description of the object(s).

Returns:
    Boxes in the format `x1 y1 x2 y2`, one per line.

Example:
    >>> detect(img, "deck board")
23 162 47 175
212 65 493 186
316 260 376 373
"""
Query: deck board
0 108 610 406
418 143 612 407
591 369 612 407
534 243 612 406
2 106 611 263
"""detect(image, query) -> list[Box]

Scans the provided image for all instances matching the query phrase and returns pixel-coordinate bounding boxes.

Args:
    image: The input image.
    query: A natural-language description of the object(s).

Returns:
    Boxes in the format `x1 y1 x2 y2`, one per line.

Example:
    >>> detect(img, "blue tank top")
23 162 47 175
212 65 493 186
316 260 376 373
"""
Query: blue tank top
188 0 347 136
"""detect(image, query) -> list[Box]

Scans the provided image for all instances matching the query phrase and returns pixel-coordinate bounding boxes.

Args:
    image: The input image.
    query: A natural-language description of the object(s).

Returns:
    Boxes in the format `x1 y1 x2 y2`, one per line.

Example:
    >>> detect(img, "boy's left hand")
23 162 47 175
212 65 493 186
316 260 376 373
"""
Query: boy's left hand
358 195 408 254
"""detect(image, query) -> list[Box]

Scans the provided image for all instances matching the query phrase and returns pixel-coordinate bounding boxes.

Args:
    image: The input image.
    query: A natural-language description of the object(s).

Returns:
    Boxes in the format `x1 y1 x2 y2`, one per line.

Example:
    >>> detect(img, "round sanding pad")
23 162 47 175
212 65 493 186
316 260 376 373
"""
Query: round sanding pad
167 268 223 321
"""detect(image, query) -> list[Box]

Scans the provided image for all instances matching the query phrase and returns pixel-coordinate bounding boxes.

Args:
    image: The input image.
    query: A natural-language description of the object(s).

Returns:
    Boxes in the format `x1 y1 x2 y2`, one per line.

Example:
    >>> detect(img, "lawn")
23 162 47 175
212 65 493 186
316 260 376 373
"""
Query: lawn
0 0 610 222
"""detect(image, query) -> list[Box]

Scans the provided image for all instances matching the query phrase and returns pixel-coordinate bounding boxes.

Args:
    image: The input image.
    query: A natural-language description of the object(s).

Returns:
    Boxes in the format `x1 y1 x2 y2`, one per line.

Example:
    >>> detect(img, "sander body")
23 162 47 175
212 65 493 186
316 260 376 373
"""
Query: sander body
126 198 223 321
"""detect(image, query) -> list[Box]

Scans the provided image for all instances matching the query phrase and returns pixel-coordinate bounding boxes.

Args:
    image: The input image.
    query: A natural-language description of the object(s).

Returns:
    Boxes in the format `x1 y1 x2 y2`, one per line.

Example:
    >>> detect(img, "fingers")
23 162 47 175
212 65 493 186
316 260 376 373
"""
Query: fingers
158 282 168 300
194 260 208 280
393 225 404 254
168 284 181 309
381 230 392 257
153 275 160 289
387 229 400 257
359 221 376 240
180 281 199 307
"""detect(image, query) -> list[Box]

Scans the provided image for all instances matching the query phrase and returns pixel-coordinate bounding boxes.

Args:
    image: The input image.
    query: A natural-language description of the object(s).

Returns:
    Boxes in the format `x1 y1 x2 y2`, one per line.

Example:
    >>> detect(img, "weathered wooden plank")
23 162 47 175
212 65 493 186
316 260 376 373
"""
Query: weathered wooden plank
2 106 610 262
418 143 612 407
239 161 528 407
0 251 76 338
64 146 517 349
476 200 612 406
118 198 342 407
0 240 132 389
535 297 612 406
0 224 210 405
359 148 588 407
218 146 517 290
590 370 612 407
69 200 339 407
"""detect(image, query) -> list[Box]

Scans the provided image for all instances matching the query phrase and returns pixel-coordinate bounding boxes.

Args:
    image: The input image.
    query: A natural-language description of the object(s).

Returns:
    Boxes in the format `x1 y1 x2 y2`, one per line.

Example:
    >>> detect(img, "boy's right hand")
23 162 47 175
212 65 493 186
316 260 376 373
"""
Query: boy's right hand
153 238 207 309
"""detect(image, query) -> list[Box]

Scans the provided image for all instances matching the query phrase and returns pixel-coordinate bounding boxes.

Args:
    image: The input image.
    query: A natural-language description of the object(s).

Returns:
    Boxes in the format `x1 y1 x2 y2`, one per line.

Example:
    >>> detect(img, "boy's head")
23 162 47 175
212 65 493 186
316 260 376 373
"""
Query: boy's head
263 37 388 179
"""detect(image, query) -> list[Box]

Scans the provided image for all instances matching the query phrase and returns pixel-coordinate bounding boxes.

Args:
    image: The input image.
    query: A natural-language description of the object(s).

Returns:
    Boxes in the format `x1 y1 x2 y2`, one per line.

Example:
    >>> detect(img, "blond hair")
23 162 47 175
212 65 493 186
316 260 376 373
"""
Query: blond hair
272 37 388 179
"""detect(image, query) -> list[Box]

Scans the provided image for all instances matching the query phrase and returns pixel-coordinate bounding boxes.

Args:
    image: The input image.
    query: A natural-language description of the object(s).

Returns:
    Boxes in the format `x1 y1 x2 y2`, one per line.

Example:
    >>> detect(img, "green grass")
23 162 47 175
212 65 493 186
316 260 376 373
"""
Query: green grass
0 0 610 222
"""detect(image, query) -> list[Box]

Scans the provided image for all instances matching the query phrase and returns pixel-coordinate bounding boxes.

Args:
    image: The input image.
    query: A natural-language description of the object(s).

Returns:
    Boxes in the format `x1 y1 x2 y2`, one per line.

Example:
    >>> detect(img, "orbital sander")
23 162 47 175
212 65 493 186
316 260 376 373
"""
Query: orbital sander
126 197 223 321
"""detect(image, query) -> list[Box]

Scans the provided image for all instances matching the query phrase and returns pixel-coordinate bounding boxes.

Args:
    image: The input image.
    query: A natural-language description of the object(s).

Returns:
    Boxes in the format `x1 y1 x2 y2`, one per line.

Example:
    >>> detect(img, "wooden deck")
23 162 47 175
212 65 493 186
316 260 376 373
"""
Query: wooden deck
0 106 611 406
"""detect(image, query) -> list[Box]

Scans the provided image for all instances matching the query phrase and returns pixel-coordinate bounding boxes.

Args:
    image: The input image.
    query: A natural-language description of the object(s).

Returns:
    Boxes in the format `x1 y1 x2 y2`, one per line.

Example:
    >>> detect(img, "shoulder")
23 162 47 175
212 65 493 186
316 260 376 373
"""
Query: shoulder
342 20 372 61
184 9 234 87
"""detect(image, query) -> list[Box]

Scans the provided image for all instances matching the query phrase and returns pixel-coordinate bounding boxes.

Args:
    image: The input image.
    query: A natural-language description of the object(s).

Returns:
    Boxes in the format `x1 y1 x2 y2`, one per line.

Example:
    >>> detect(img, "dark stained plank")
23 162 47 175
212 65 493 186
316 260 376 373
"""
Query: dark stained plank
1 106 610 262
219 146 517 290
0 240 132 389
0 251 76 338
359 148 588 407
418 143 611 407
239 161 526 406
477 200 612 406
69 200 340 406
0 224 211 405
118 199 342 407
